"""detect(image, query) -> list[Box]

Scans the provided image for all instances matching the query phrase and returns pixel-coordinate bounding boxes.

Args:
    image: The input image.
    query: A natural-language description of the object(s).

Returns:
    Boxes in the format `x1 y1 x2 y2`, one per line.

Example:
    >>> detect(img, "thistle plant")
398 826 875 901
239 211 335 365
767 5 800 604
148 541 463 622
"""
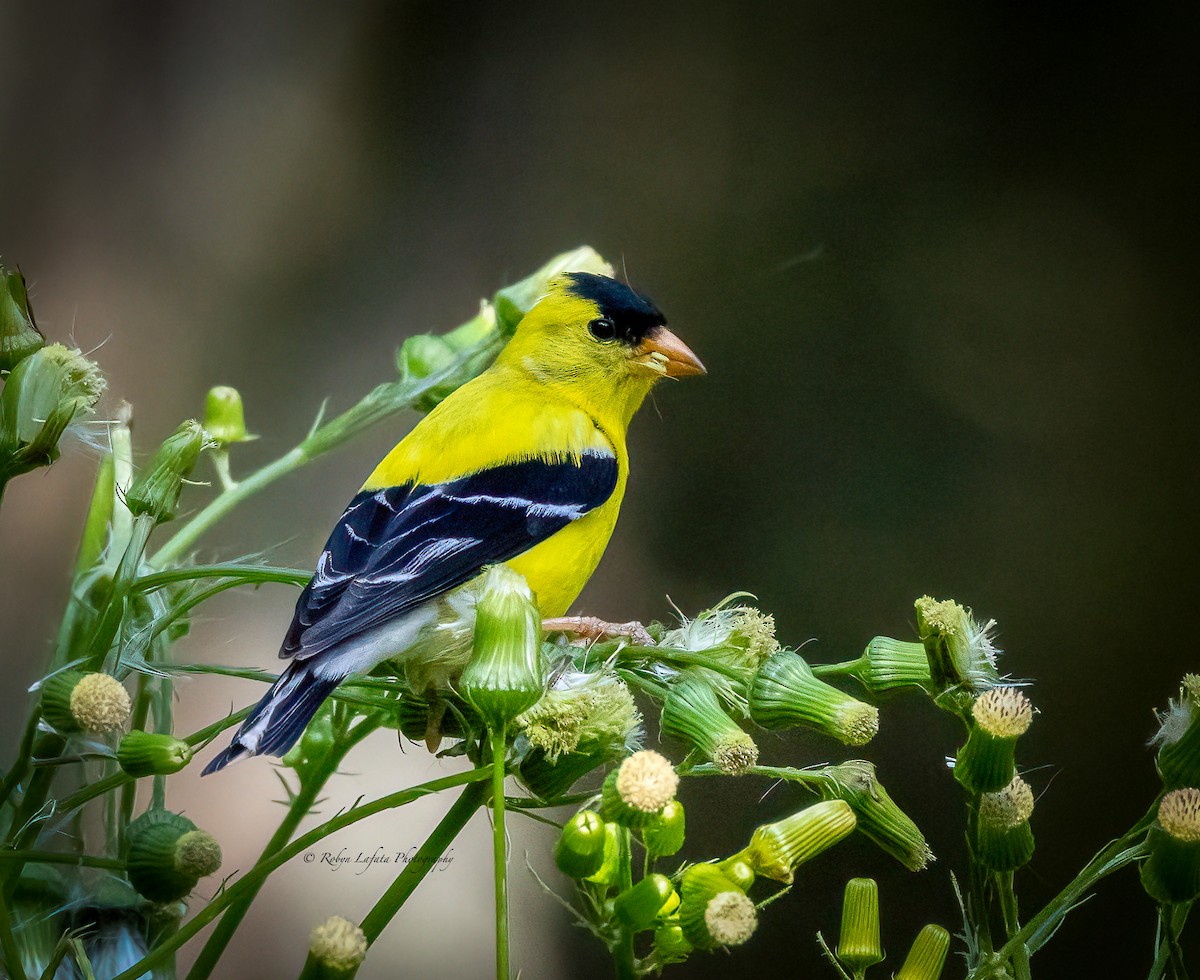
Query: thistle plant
0 253 1194 980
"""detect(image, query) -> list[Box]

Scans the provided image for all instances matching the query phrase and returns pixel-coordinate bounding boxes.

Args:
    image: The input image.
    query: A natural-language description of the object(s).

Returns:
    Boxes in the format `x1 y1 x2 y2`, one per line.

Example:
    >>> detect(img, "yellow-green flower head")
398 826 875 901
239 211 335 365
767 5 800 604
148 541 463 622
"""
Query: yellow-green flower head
955 687 1033 794
914 595 1002 692
308 915 368 973
42 671 131 734
174 830 222 877
972 687 1033 737
1153 675 1200 789
976 776 1035 872
1141 787 1200 903
663 593 780 668
516 668 641 761
749 650 879 746
459 565 544 729
820 760 935 872
125 809 220 902
837 877 884 972
679 864 755 949
203 385 255 444
126 419 213 524
602 750 678 827
744 799 857 884
895 924 951 980
117 731 193 777
661 674 758 775
853 636 933 693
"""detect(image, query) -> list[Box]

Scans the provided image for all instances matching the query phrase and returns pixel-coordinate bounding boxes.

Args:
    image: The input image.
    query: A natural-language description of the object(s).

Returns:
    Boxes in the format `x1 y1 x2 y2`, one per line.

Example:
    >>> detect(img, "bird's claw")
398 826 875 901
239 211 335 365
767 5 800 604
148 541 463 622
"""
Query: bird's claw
542 616 655 646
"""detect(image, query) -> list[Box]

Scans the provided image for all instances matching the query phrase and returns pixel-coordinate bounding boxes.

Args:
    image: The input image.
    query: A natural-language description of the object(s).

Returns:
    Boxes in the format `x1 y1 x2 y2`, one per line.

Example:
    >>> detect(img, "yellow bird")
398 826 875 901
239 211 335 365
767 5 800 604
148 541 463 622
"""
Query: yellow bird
204 272 703 773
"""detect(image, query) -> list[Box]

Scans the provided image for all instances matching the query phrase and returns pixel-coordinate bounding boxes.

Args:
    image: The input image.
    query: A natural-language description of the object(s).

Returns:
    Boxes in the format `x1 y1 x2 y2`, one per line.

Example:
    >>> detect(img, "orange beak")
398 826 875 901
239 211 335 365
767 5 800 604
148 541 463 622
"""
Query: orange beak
633 326 707 378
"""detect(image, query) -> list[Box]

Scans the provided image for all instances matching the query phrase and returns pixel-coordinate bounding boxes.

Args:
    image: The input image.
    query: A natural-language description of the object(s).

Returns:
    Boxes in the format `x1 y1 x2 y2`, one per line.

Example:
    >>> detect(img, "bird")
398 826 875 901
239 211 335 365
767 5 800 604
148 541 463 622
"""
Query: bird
203 272 704 773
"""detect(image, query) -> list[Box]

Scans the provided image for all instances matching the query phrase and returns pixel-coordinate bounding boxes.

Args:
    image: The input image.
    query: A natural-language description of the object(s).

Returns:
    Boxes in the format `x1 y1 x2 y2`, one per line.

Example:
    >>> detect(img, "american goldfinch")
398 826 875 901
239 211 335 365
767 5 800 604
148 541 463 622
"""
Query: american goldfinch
203 273 703 773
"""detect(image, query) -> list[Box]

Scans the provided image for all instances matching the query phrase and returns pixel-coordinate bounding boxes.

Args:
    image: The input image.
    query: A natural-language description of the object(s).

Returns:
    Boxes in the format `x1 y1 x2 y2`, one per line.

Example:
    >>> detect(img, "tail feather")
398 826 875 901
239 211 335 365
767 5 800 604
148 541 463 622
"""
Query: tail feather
202 661 340 775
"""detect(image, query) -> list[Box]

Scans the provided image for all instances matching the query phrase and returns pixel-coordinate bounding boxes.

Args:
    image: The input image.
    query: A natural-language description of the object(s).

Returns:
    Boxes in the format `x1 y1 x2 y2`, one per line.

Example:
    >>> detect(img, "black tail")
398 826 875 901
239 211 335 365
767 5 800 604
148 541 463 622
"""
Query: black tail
202 660 340 775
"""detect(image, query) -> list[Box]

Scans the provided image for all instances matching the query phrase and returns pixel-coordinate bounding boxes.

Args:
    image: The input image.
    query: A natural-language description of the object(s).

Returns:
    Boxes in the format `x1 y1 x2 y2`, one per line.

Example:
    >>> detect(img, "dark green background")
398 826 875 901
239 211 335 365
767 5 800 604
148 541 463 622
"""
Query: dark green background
2 1 1196 976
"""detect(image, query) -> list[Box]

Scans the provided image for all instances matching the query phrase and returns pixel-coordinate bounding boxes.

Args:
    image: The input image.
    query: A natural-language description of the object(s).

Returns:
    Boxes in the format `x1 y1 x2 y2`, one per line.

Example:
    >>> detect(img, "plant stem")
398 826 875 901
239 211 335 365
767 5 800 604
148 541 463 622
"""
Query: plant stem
111 765 494 980
0 709 41 808
185 718 378 980
0 884 28 980
0 850 124 871
613 826 635 980
358 779 489 944
132 564 311 592
997 872 1031 980
489 727 510 980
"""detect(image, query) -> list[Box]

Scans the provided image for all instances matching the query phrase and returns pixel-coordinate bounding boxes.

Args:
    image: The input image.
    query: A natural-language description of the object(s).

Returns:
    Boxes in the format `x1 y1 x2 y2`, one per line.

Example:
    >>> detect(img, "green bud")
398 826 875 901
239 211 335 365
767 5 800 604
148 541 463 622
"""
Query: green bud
306 915 368 979
819 760 934 872
642 800 686 859
661 675 758 775
41 669 130 734
742 799 856 884
678 864 757 949
614 873 676 931
117 731 193 777
837 877 884 972
955 687 1033 794
1140 787 1200 904
554 811 608 879
125 809 221 902
584 820 624 888
492 247 613 336
600 750 679 828
518 742 610 801
126 420 210 523
1154 675 1200 790
0 343 104 477
850 636 932 693
652 919 693 963
459 565 544 730
895 924 951 980
914 595 1001 693
203 385 255 444
715 855 755 892
975 776 1035 872
750 650 879 746
0 264 44 372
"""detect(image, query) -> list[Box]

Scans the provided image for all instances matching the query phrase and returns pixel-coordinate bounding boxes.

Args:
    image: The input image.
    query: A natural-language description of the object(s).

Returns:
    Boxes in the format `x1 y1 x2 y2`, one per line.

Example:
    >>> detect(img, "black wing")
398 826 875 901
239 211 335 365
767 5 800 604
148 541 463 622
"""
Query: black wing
281 451 619 661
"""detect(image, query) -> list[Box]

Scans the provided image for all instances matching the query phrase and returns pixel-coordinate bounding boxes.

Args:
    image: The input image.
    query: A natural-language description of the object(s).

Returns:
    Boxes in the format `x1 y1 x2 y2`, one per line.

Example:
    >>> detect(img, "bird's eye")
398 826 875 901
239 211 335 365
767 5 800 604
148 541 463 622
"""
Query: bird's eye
588 317 617 341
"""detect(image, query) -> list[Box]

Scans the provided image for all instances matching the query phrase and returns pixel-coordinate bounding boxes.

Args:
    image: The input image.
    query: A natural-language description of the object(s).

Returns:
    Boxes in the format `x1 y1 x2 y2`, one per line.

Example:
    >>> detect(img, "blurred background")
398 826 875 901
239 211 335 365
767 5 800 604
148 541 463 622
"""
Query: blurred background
2 1 1196 976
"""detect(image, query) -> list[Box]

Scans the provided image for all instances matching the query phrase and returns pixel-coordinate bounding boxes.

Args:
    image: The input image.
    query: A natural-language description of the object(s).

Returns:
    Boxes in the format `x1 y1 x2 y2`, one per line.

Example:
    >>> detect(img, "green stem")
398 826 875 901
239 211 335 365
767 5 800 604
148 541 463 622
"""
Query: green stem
490 727 510 980
112 765 494 980
613 826 635 980
358 779 489 944
0 884 28 980
997 872 1030 980
0 709 41 808
967 804 993 957
185 717 378 980
0 850 124 871
132 564 310 592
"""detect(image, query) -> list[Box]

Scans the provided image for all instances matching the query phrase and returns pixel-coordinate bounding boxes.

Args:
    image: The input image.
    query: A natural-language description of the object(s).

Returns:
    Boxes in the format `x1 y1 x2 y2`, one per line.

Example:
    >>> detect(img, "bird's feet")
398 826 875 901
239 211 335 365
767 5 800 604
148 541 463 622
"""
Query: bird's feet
542 616 655 646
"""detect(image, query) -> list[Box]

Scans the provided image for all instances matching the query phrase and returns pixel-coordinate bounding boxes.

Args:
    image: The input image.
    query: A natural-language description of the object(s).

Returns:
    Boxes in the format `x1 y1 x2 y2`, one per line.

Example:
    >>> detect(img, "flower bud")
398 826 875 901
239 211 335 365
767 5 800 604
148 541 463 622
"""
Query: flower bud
0 343 104 477
584 820 623 888
493 247 613 336
914 595 1001 692
895 924 951 980
0 264 44 372
661 676 758 775
642 800 686 859
850 636 932 693
459 565 544 729
837 877 884 972
202 385 255 444
41 670 130 734
601 750 679 828
125 809 221 902
653 919 693 963
614 873 676 931
742 800 856 884
679 864 757 949
126 420 210 524
955 687 1033 794
1154 675 1200 790
519 743 610 801
554 811 608 879
715 855 756 892
117 731 193 777
975 776 1035 872
750 651 879 746
821 761 934 871
306 915 368 979
1140 787 1200 904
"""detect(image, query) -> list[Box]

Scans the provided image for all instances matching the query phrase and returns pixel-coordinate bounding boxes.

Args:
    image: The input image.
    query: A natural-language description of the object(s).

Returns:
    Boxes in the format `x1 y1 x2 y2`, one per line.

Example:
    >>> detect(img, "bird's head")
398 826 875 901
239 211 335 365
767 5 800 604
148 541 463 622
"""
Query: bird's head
498 272 705 426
